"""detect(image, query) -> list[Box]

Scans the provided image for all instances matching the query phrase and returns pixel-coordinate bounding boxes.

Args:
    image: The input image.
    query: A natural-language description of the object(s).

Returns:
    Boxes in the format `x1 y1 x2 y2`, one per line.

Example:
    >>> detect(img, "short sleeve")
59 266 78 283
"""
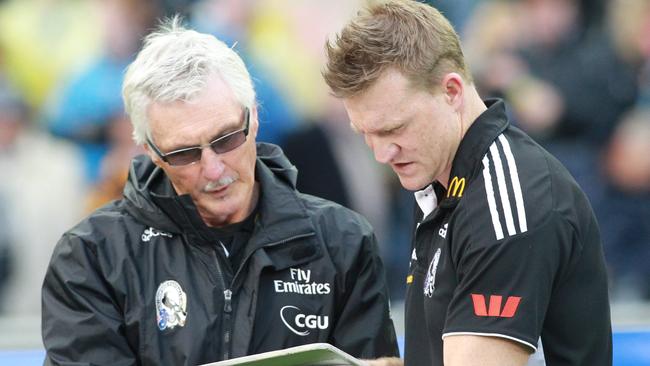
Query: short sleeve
443 212 576 351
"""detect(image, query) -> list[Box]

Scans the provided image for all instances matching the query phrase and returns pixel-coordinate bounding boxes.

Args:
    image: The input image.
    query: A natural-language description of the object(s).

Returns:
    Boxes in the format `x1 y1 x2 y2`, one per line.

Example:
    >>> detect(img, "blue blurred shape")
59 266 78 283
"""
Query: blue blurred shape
0 349 44 366
614 329 650 366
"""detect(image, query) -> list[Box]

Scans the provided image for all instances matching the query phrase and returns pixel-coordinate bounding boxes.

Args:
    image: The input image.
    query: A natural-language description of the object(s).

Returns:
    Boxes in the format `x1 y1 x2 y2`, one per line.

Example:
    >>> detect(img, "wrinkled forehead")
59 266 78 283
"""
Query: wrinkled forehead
146 81 244 148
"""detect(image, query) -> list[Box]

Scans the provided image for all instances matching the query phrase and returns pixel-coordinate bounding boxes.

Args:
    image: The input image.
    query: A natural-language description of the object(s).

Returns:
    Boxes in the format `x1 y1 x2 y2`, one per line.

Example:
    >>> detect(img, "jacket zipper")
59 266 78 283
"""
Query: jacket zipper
222 288 233 360
217 232 315 360
211 244 234 361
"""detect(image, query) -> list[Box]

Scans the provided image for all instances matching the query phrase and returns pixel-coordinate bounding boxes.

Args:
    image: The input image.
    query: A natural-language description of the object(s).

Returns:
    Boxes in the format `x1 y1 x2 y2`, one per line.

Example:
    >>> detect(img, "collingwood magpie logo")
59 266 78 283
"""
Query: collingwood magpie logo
156 280 187 331
142 227 173 242
424 248 442 298
280 305 329 336
274 268 331 295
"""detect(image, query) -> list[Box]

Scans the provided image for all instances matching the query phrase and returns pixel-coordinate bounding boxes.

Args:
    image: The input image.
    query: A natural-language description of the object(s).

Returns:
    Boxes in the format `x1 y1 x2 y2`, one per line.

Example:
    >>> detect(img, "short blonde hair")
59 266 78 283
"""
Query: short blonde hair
323 0 471 98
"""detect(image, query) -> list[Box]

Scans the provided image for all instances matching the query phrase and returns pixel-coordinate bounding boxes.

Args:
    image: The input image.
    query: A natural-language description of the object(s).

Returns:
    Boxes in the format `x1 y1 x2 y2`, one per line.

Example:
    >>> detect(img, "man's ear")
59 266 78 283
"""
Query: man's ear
441 72 464 111
143 143 164 168
142 142 152 156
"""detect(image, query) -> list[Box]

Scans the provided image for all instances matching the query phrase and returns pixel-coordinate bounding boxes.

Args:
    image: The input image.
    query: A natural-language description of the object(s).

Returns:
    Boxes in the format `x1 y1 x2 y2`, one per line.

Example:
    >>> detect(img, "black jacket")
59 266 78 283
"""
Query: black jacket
42 143 398 366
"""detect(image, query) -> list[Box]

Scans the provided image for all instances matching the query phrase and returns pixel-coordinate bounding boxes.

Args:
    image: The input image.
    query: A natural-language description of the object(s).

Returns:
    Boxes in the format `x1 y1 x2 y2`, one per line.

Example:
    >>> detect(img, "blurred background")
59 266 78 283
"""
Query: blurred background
0 0 648 364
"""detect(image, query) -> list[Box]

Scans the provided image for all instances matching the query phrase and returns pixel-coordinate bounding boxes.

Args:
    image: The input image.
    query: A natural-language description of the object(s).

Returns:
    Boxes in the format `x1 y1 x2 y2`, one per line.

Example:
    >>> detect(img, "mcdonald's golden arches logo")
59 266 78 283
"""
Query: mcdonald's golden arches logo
447 176 466 198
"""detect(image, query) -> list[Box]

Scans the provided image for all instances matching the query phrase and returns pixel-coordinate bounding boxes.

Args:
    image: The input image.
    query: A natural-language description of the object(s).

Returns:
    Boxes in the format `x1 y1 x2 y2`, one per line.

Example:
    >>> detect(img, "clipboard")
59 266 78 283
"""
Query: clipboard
200 343 365 366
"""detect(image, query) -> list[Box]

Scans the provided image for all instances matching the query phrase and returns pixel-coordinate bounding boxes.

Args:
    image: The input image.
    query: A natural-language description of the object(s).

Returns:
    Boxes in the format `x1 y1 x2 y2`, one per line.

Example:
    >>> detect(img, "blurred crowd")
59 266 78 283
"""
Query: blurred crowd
0 0 649 318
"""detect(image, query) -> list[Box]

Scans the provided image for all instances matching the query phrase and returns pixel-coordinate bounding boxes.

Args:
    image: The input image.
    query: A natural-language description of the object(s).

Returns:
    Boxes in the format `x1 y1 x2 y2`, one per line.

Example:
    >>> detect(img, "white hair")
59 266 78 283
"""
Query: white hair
122 16 256 145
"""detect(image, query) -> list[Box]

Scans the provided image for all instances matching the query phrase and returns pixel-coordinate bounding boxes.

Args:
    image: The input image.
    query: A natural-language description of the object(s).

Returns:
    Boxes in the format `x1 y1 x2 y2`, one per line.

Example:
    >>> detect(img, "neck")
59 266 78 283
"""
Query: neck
204 182 260 228
438 167 453 190
438 86 486 189
460 86 487 139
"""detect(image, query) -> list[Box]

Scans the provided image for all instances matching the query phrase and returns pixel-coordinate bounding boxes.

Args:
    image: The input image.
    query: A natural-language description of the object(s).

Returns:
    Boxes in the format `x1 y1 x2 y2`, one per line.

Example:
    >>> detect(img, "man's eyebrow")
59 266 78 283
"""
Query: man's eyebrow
365 121 405 135
349 113 407 135
209 120 241 140
378 122 403 133
207 108 250 142
167 118 242 151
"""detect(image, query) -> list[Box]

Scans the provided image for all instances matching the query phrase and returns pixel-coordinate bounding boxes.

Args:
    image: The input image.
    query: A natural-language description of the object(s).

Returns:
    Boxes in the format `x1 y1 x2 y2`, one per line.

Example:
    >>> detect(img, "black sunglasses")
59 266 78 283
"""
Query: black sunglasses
147 107 250 166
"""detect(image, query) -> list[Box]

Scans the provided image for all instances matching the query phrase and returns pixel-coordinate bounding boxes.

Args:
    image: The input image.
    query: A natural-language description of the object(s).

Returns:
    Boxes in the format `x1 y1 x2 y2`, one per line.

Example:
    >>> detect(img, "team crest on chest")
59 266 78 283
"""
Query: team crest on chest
424 248 442 297
156 280 187 331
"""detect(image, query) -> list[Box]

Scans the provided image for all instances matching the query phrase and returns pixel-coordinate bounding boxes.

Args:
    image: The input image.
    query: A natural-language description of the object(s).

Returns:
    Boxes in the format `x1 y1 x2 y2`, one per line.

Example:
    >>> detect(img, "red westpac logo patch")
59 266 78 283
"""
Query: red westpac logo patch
471 294 521 318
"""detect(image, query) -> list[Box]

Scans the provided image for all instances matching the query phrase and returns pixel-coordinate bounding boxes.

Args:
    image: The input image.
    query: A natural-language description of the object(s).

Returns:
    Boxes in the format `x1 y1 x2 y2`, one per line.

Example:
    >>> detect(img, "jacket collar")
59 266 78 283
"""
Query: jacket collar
124 143 316 248
247 148 316 248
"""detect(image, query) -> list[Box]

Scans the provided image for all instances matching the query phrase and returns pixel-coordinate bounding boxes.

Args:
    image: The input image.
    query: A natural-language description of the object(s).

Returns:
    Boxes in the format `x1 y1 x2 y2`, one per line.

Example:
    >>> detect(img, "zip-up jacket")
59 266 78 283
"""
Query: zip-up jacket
42 143 399 366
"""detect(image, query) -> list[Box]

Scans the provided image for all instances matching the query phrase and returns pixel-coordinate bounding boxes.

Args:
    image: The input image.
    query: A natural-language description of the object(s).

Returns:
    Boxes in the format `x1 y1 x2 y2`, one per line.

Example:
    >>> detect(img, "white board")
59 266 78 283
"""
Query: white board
200 343 364 366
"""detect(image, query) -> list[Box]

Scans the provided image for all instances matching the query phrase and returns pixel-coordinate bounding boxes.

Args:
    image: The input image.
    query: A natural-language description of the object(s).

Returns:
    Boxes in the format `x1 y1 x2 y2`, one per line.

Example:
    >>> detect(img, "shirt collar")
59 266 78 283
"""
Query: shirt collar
414 184 437 218
441 98 509 207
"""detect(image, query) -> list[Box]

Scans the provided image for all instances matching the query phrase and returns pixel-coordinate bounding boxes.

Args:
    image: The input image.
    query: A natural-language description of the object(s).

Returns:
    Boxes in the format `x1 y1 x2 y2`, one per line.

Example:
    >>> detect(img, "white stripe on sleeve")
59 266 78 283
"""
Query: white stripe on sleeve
490 142 517 236
482 155 504 240
498 135 528 233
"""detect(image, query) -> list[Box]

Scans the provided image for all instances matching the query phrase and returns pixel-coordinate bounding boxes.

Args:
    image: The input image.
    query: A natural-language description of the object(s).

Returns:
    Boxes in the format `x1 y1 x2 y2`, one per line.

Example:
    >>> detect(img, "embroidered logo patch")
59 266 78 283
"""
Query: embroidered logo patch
142 227 173 242
424 248 441 298
438 223 448 238
447 176 466 198
156 280 187 331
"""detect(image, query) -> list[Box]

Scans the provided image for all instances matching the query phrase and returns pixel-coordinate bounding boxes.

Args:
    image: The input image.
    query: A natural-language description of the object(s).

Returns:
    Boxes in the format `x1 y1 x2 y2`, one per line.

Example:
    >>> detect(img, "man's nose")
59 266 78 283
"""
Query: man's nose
200 147 226 179
368 136 399 164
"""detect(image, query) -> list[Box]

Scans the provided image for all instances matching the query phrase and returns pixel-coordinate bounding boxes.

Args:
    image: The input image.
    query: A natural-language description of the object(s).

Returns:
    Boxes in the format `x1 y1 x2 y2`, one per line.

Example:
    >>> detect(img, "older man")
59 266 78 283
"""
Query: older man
323 1 612 365
41 18 398 365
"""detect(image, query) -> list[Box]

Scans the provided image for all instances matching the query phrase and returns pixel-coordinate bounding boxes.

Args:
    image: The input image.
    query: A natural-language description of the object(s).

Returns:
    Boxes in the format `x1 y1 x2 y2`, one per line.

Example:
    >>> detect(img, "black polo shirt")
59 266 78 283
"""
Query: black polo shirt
404 99 612 365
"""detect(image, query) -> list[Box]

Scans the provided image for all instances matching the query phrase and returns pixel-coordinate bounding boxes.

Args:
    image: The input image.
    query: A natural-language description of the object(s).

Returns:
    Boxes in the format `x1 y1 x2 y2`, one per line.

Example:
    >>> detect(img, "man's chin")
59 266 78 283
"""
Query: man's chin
199 203 239 227
398 176 426 192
